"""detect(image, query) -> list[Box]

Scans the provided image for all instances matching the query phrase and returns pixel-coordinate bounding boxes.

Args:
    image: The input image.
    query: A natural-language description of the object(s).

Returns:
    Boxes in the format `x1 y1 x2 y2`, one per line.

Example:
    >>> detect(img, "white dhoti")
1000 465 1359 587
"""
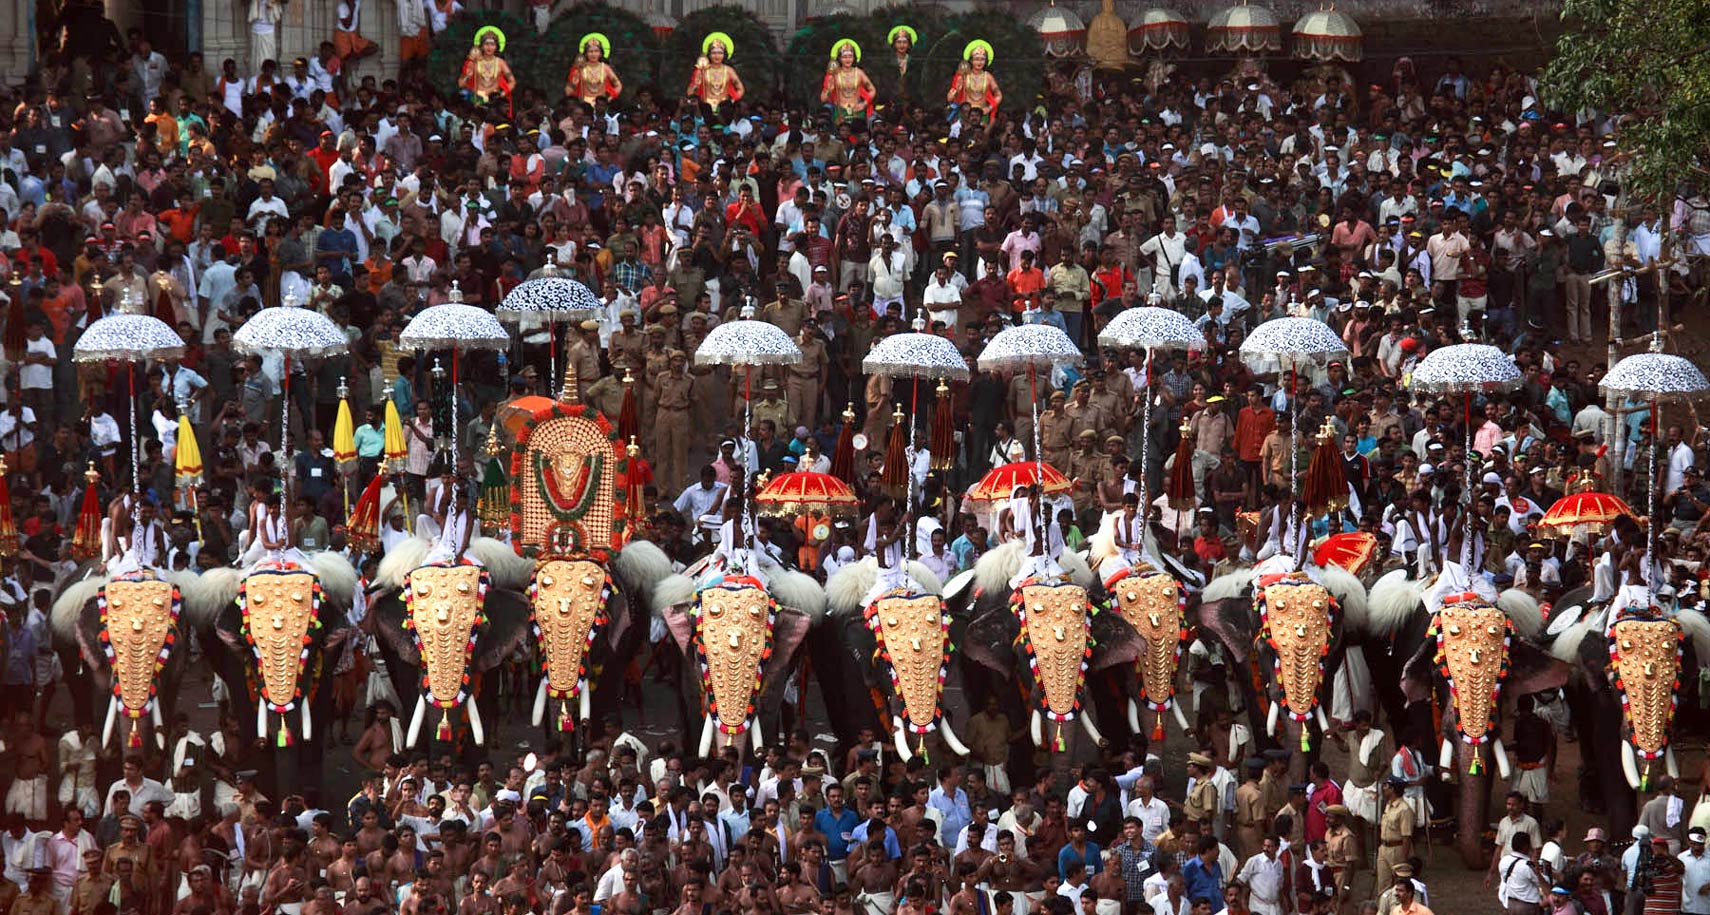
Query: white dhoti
1512 765 1550 803
982 763 1011 795
1094 899 1122 915
855 890 895 915
5 775 48 821
1343 780 1379 822
250 32 278 72
829 859 849 887
1330 649 1373 725
57 776 98 817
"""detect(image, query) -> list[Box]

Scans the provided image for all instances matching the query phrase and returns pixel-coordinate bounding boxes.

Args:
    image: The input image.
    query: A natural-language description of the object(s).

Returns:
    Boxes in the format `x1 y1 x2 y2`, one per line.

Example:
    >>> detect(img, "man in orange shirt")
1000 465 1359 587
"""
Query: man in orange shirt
157 190 201 245
1231 384 1276 491
1005 250 1045 313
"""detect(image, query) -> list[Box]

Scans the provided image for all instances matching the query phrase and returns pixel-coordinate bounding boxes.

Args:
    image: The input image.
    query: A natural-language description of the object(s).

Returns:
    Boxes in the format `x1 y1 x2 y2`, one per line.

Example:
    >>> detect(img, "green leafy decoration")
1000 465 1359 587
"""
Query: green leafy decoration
546 2 662 104
658 5 783 107
1540 0 1710 200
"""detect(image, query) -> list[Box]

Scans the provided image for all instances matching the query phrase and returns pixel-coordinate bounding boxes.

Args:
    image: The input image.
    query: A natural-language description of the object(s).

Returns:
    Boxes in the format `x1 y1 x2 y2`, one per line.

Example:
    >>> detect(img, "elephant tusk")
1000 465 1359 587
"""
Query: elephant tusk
698 716 714 758
1172 701 1191 732
895 723 913 762
1492 737 1510 781
406 694 426 749
939 718 970 757
257 703 269 748
1315 705 1331 737
302 702 312 744
532 679 548 728
1127 698 1141 734
1266 701 1279 738
1621 741 1641 791
104 697 119 749
1081 712 1106 747
1439 737 1454 777
578 680 591 725
1668 745 1681 780
1030 709 1044 748
152 702 164 749
751 717 763 754
467 698 485 747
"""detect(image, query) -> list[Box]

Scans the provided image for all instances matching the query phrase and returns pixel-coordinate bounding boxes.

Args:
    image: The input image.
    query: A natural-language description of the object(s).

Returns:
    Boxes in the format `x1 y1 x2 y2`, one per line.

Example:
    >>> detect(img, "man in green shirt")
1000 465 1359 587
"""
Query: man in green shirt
353 405 386 481
295 496 331 553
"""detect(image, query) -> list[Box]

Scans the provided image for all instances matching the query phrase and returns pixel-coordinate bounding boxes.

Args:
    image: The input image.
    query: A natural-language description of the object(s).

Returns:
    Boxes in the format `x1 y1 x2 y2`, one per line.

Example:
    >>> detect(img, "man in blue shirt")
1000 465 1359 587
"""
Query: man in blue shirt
1058 821 1102 879
315 207 359 287
1180 836 1225 906
927 766 972 848
813 784 859 880
850 797 901 859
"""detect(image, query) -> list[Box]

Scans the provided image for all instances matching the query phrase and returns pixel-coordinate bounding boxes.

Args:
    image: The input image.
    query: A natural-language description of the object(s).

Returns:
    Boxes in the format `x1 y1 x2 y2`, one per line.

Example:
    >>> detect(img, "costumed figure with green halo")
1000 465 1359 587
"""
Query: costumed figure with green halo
947 39 1002 115
820 38 875 123
460 25 515 115
888 25 916 93
565 32 622 106
687 32 745 114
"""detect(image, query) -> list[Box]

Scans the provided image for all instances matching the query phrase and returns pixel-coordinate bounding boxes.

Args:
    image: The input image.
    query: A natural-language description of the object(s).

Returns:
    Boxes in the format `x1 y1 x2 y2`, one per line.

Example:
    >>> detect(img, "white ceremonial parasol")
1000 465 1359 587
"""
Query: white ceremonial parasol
232 299 352 502
73 311 186 500
1240 313 1349 560
398 290 511 462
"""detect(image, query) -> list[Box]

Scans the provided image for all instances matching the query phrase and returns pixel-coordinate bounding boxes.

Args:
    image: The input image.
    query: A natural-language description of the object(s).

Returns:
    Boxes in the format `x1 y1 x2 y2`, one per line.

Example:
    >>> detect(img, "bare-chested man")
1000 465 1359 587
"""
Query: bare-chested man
774 861 819 915
848 842 898 915
343 877 389 915
259 847 310 910
353 702 401 772
172 865 235 915
947 865 984 915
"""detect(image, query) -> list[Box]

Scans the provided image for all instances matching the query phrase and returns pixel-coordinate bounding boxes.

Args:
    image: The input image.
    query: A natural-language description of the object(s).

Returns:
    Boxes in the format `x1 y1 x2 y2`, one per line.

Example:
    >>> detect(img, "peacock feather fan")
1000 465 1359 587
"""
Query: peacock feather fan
659 5 783 107
546 2 661 104
865 4 946 104
783 13 879 111
916 10 1046 117
426 11 547 107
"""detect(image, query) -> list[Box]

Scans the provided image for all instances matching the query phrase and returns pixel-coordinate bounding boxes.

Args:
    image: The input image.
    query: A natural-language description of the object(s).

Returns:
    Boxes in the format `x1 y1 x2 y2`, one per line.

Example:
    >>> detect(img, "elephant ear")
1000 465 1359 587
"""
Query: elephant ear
602 590 633 650
364 591 421 667
1090 612 1143 671
961 602 1019 676
1198 597 1257 664
763 608 814 688
1398 635 1437 704
1507 641 1571 697
475 590 532 673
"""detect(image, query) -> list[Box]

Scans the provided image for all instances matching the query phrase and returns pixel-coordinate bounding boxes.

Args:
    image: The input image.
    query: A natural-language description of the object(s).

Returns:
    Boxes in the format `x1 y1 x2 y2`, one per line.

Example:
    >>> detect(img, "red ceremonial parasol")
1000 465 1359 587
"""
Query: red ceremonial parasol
1313 532 1378 575
0 455 17 558
967 461 1072 503
755 471 861 517
1539 489 1637 536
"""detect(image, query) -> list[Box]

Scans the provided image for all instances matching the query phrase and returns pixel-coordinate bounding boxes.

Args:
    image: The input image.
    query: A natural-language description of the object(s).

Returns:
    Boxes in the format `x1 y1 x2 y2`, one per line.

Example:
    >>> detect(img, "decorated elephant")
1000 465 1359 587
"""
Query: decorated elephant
1196 557 1370 776
950 541 1136 757
1363 570 1569 866
177 555 363 797
1540 587 1710 838
51 564 228 768
822 557 966 762
649 558 827 758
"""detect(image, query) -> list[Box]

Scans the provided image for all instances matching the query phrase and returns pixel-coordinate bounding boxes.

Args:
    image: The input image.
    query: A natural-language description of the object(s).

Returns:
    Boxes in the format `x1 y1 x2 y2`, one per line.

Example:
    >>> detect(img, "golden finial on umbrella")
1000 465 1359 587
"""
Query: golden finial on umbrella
559 355 581 404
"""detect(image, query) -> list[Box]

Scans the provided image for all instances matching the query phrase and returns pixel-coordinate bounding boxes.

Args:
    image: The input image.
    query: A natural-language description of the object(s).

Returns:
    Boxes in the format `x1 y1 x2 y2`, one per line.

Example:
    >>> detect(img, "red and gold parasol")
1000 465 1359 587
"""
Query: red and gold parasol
755 471 860 518
1540 490 1636 536
1313 532 1378 575
967 461 1072 504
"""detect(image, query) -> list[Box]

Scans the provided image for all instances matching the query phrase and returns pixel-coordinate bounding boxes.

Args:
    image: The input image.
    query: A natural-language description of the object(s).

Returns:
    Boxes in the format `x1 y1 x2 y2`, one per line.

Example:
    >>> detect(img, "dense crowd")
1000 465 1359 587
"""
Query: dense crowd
4 4 1710 915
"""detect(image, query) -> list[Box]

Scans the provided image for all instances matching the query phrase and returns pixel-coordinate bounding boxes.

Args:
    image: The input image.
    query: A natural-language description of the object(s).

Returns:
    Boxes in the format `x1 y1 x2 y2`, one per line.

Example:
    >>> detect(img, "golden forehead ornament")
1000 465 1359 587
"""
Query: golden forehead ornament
871 593 948 730
1020 583 1091 717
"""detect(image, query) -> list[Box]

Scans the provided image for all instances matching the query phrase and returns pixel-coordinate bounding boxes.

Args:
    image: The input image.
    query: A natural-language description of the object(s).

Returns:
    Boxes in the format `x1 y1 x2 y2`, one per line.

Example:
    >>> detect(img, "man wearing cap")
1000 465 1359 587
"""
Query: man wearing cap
785 324 828 432
1680 826 1710 915
1374 779 1414 890
1373 865 1432 915
1184 755 1220 831
102 815 154 891
1322 805 1360 914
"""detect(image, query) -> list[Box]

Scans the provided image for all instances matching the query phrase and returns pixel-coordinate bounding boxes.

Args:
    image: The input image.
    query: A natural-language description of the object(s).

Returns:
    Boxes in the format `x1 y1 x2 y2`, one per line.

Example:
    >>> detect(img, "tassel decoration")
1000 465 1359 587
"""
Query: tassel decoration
930 380 956 471
1165 417 1196 511
1301 417 1349 519
437 710 452 743
560 700 574 732
129 720 142 748
617 369 640 445
1152 715 1165 742
1468 752 1482 775
70 463 104 561
831 404 857 485
277 721 293 747
1300 728 1310 752
880 405 909 489
0 456 17 559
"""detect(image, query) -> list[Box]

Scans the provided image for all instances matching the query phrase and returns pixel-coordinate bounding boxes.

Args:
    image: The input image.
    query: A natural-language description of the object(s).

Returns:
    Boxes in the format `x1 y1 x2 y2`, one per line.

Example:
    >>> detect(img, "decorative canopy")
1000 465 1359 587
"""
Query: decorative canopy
967 461 1072 503
230 306 351 357
1313 531 1377 575
1098 306 1204 352
1292 7 1362 61
1028 2 1088 57
976 324 1085 373
754 471 860 518
497 275 602 317
1600 340 1710 403
1540 490 1637 536
1205 1 1281 54
398 304 511 352
1239 317 1348 365
1128 7 1190 53
693 307 803 366
1405 344 1523 395
72 314 185 363
863 329 970 381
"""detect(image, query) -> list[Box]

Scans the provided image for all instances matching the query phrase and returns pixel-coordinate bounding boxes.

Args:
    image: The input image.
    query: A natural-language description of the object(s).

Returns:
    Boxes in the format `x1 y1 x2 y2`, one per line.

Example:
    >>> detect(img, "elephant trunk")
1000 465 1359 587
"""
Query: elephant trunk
1454 741 1492 868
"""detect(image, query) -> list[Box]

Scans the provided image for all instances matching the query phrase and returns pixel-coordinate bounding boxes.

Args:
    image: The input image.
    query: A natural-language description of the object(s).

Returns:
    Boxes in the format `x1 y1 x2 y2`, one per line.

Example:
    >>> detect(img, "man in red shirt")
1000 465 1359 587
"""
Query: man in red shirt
1005 250 1046 312
1232 385 1276 489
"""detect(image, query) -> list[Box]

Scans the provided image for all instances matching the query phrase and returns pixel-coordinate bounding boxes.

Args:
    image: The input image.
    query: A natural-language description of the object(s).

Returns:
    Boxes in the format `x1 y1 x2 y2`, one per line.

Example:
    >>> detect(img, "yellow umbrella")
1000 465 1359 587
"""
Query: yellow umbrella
383 399 409 470
333 387 358 470
175 413 203 486
383 398 411 532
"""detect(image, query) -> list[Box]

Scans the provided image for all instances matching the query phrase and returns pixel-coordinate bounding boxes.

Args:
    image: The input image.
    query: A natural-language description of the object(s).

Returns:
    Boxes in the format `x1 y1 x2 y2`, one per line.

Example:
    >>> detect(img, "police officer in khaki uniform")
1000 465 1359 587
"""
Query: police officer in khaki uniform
754 378 792 434
761 279 809 337
654 351 694 493
1324 804 1362 915
70 849 112 915
16 868 60 915
103 816 154 887
566 319 604 402
1068 429 1104 489
1234 758 1267 861
1374 778 1415 891
1258 748 1291 822
1273 783 1308 855
788 321 829 431
1038 390 1072 470
1184 753 1220 829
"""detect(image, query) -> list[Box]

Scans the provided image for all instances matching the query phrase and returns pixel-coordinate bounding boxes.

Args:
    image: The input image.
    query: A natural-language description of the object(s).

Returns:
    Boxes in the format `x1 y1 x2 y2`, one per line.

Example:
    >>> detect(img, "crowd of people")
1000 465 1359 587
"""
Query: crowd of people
3 5 1710 915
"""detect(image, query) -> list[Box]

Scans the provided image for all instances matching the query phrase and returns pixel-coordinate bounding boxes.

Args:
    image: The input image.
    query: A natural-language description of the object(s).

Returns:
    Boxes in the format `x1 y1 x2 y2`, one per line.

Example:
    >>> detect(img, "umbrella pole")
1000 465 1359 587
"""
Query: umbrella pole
128 360 140 501
908 377 919 561
1141 348 1153 555
1649 398 1659 596
452 352 460 469
1029 364 1043 559
1463 392 1474 573
745 367 754 558
282 353 292 507
1288 358 1301 565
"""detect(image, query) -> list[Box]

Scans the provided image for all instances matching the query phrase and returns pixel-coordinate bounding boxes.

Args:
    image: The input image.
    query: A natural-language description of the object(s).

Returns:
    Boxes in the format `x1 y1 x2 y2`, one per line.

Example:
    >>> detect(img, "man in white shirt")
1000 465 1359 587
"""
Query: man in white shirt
1139 215 1190 302
1235 836 1286 915
953 805 1000 857
103 758 176 816
1125 776 1170 842
924 259 963 331
1681 827 1710 915
1665 425 1695 494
